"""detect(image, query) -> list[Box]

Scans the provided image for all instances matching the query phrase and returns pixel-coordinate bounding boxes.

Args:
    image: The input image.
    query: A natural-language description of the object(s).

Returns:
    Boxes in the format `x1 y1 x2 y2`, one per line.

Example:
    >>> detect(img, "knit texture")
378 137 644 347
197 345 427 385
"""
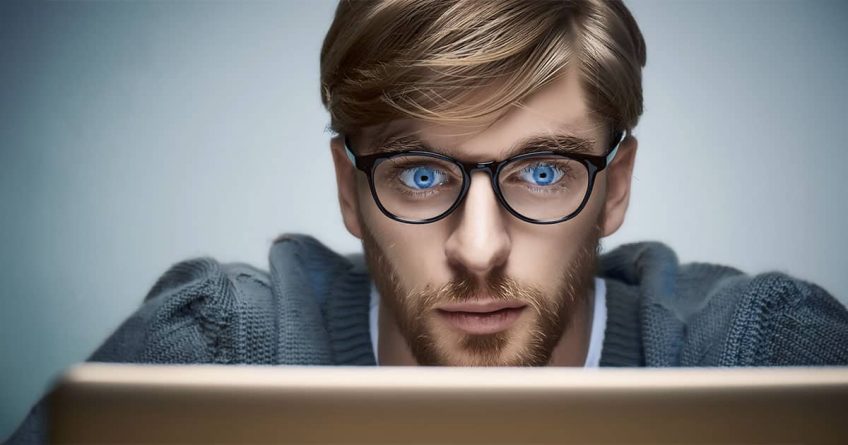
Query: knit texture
6 234 848 444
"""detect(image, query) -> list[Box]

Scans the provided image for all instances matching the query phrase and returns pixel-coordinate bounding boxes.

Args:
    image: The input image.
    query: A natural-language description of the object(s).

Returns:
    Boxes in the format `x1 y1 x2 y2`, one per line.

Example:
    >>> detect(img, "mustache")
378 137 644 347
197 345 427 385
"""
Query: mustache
411 269 559 321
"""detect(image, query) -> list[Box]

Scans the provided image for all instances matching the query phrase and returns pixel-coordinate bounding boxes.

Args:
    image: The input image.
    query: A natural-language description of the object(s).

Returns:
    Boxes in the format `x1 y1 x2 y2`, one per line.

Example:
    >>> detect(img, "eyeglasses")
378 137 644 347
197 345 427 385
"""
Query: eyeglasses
344 131 625 225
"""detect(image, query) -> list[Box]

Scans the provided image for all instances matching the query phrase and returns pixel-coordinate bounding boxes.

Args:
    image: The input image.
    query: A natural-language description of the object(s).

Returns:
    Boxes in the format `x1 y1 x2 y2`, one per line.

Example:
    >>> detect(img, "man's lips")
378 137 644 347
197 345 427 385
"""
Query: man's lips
436 300 527 335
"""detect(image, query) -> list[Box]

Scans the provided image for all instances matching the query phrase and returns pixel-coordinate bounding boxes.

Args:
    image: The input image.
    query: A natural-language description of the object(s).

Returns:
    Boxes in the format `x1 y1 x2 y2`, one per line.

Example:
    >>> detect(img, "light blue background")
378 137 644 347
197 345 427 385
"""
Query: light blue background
2 0 847 439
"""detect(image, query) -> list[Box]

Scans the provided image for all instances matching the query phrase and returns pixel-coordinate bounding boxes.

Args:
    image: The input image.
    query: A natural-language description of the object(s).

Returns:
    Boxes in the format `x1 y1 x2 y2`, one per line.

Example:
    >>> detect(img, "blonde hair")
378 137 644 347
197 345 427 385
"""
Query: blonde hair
320 0 646 138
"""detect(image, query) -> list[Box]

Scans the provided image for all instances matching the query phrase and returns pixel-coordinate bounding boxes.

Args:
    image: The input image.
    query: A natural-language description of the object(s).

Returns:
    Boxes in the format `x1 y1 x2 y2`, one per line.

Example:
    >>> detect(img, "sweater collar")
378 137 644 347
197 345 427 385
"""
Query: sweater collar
599 241 685 366
269 234 375 365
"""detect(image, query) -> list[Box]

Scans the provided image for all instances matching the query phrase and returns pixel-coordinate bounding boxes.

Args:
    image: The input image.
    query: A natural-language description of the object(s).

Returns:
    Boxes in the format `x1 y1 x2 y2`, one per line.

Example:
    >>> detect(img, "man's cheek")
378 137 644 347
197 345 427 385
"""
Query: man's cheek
509 261 567 296
395 246 446 289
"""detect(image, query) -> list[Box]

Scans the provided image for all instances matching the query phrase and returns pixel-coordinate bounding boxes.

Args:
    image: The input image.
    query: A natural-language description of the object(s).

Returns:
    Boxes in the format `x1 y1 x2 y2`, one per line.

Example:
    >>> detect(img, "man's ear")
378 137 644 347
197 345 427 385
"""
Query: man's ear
330 137 363 239
600 135 638 237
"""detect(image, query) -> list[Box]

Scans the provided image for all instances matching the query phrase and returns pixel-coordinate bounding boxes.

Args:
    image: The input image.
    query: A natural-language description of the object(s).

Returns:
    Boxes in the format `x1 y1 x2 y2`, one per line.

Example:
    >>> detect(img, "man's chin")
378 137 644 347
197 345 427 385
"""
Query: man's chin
423 327 549 367
429 348 547 367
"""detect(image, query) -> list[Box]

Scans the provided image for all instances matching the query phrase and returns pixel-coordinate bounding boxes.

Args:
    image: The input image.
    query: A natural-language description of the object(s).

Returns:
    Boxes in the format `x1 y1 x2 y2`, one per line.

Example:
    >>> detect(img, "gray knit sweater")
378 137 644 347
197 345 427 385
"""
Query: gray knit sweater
6 234 848 444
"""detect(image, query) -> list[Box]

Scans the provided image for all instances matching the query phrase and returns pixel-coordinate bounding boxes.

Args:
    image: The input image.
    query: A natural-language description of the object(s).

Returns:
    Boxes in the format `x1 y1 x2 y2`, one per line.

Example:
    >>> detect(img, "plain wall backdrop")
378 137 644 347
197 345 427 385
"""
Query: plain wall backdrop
1 0 847 439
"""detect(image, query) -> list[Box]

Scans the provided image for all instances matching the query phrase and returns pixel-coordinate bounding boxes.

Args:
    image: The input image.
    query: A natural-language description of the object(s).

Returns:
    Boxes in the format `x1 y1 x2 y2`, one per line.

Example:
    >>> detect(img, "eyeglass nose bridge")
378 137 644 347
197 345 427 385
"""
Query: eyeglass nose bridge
463 161 504 195
465 160 498 176
453 160 510 212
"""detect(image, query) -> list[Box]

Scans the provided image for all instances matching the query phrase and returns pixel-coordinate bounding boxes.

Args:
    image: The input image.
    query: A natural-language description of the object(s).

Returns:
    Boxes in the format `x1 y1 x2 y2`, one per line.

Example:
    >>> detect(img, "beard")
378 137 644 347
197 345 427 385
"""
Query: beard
362 225 600 367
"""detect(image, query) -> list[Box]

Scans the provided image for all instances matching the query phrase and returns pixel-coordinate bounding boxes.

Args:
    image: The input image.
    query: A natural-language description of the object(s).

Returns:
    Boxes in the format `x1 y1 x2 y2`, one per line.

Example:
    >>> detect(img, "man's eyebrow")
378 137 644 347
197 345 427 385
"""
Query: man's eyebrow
369 135 435 155
368 134 598 159
503 135 598 158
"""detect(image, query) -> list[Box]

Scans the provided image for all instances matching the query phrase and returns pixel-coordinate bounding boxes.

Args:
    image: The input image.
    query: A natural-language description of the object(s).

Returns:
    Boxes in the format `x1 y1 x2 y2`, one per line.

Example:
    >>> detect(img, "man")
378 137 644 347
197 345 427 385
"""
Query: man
7 0 848 443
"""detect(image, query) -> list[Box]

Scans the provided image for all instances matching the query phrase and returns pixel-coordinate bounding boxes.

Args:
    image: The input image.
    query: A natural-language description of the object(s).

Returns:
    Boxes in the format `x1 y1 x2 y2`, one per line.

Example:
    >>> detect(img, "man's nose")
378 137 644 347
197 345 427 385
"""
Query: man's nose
444 171 511 277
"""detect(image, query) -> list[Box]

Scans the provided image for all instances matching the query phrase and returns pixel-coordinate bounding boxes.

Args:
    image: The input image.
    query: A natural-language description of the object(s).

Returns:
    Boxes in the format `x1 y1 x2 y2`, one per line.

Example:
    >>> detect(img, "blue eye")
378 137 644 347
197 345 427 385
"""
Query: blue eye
399 166 447 190
519 163 563 186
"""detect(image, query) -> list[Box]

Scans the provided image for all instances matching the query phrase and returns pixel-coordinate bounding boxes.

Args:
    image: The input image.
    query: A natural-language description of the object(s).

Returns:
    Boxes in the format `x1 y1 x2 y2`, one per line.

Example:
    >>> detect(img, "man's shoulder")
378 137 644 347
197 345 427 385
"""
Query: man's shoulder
90 234 371 366
143 256 270 304
90 255 276 365
681 269 848 366
600 242 848 366
140 233 358 322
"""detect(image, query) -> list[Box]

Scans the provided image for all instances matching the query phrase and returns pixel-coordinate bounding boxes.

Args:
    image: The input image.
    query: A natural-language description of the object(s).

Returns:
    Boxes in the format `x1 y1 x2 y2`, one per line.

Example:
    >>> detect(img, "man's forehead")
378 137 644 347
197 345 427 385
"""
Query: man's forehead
357 71 603 158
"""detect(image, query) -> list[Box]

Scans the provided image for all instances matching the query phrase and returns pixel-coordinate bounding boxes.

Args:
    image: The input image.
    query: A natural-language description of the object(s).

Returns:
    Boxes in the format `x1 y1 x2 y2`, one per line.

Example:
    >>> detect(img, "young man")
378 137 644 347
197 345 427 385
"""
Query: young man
7 0 847 443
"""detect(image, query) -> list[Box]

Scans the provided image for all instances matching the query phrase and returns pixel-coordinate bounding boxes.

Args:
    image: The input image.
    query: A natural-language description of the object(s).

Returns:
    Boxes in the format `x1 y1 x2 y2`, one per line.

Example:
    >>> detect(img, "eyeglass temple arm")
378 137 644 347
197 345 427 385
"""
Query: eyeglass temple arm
605 131 627 166
343 137 359 166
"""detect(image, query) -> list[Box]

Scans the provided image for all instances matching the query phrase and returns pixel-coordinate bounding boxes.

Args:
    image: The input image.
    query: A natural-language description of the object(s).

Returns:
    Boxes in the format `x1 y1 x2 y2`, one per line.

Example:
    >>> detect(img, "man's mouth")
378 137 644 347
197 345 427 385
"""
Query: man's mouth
436 300 527 335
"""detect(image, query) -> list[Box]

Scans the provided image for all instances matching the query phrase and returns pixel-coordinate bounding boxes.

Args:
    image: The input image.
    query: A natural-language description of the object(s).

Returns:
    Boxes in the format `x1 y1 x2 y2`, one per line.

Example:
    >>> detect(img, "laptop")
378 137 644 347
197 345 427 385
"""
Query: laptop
48 363 848 444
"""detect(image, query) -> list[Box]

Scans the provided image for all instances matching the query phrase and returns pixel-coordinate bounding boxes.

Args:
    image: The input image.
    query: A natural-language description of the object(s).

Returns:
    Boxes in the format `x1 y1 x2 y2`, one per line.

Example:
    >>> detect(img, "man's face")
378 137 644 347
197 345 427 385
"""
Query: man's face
332 70 636 366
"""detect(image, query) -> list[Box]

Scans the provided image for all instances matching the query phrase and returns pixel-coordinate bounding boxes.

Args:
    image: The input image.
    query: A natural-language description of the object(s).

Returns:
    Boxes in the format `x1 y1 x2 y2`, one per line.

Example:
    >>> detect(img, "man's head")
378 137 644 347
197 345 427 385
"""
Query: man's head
321 0 645 366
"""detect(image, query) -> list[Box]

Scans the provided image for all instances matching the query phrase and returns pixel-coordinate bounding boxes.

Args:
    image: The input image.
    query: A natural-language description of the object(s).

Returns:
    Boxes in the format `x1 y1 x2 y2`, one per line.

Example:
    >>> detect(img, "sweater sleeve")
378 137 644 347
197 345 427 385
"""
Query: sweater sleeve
719 273 848 366
89 257 239 364
3 257 247 445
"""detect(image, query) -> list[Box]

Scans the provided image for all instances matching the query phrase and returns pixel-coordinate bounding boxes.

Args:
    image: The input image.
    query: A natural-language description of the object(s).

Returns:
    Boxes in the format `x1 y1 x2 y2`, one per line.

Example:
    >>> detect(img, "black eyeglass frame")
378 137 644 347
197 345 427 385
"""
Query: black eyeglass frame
343 131 625 225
